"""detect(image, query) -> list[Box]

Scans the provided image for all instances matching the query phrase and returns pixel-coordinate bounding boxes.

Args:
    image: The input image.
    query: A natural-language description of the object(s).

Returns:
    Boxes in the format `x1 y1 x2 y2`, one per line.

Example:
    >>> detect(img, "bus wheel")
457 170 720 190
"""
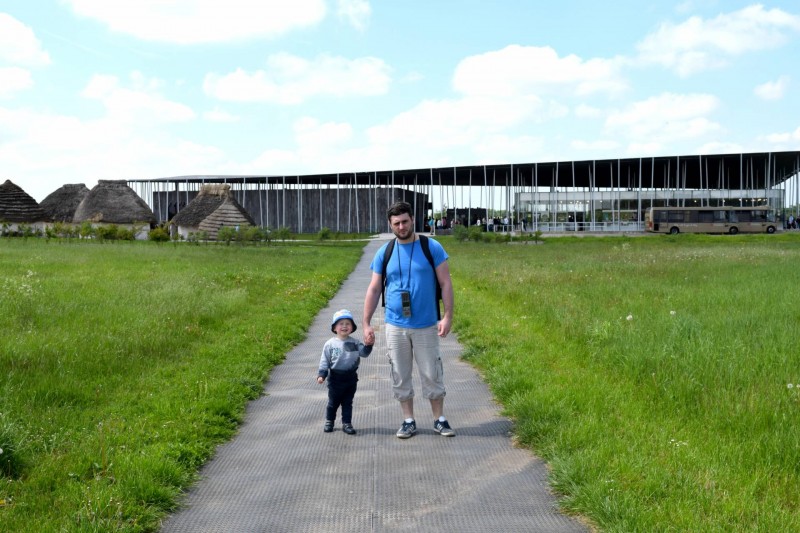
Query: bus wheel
729 227 739 235
767 226 776 234
669 227 679 235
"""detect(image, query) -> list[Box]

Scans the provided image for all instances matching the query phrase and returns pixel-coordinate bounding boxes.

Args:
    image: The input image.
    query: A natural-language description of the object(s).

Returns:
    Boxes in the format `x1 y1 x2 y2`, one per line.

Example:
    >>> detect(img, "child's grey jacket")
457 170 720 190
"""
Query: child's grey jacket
317 336 372 378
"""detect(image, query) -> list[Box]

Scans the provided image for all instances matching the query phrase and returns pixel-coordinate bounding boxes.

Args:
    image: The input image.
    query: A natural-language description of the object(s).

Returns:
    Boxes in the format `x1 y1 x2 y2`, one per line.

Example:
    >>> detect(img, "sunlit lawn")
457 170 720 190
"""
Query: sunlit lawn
4 232 800 532
448 232 800 531
0 238 363 532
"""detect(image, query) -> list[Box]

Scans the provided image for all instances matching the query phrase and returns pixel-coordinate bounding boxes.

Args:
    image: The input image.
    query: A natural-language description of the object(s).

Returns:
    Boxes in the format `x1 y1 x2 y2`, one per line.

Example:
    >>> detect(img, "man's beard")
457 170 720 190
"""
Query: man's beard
393 227 414 240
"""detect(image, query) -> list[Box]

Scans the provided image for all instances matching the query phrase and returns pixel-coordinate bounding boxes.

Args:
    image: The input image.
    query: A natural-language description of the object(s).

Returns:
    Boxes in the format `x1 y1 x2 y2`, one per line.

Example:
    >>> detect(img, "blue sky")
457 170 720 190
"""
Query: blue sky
2 0 799 202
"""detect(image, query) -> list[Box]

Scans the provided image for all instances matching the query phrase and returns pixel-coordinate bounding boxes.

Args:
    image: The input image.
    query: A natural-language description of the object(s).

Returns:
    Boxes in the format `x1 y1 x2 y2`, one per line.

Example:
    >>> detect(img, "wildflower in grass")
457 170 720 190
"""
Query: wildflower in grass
626 314 633 321
670 310 676 316
788 383 794 389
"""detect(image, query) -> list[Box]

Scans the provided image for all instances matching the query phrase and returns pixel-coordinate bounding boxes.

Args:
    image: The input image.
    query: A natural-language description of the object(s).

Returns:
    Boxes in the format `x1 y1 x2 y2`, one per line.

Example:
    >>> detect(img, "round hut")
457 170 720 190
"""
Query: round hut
170 183 255 241
40 183 90 223
0 179 46 234
74 180 157 239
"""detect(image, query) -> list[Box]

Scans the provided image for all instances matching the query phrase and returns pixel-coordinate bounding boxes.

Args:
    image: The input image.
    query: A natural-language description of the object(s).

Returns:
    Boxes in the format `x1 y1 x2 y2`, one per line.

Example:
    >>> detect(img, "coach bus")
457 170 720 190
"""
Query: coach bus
645 206 778 235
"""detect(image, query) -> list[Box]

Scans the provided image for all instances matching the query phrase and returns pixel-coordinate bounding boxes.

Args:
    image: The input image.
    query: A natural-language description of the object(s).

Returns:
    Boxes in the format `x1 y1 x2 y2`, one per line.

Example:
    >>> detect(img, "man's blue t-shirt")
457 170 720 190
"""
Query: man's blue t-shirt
371 237 448 329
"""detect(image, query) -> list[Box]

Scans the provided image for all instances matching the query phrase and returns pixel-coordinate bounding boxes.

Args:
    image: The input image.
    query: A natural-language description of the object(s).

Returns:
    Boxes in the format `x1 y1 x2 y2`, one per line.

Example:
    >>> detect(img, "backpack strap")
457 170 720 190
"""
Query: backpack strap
380 238 396 309
381 235 442 320
418 235 442 320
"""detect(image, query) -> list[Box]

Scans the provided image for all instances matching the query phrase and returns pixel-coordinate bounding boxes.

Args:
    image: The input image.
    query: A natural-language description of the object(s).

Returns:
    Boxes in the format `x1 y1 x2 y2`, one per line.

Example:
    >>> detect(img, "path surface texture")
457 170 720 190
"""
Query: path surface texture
160 237 588 533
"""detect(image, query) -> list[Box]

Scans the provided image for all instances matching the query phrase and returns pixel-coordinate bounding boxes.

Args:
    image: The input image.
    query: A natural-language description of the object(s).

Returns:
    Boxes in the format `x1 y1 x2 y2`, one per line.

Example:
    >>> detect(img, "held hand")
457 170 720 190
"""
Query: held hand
317 376 324 384
363 324 375 346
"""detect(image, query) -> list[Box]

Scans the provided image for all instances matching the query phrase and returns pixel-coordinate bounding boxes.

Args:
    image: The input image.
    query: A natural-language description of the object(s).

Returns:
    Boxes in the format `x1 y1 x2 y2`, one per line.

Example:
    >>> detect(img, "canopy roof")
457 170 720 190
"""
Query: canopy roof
130 151 800 190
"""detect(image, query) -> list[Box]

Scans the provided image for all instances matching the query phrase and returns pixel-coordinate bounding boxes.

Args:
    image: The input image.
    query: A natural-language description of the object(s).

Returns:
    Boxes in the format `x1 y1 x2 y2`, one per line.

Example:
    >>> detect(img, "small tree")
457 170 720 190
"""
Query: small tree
273 226 292 241
217 226 237 245
79 221 95 240
148 226 169 242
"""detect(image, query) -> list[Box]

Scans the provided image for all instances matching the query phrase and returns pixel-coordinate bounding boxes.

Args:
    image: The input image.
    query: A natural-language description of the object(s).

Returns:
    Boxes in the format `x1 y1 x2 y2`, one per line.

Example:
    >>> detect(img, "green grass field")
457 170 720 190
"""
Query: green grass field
448 232 800 532
2 233 800 531
0 239 363 532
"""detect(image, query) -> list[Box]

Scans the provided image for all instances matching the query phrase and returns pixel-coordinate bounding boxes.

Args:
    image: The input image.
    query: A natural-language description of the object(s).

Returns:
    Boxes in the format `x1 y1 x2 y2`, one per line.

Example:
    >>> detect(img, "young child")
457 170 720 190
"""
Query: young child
317 309 373 434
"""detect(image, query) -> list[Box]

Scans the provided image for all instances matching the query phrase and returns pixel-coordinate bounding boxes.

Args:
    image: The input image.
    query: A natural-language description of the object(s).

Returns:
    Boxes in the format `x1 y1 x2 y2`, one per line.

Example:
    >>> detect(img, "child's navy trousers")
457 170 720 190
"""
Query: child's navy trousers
326 369 359 424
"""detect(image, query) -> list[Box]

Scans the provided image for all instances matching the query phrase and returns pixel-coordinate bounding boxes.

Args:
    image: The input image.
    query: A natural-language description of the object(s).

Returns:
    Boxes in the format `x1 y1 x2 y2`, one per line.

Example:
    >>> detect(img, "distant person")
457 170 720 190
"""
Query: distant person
317 309 373 435
363 201 456 439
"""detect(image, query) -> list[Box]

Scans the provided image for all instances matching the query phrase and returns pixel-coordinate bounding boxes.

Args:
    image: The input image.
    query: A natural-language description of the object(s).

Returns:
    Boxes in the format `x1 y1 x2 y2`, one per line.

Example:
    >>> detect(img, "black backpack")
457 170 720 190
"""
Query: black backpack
381 235 442 320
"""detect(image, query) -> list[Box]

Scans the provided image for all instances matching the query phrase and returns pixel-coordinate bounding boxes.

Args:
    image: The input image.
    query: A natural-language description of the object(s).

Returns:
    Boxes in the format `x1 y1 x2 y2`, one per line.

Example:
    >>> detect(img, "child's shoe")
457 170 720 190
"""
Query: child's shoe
342 423 356 435
323 420 334 433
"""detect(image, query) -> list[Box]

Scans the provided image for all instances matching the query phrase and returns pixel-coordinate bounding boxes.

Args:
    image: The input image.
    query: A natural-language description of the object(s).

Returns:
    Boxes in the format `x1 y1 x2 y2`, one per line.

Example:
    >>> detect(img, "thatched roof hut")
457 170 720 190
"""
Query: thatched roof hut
0 179 45 223
40 183 90 222
74 180 156 226
171 184 255 240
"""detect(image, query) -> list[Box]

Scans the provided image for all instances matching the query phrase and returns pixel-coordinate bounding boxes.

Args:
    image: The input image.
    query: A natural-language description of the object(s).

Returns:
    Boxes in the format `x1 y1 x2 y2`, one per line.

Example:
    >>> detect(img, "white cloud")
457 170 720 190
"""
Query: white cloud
636 5 800 76
574 104 604 119
337 0 371 31
0 67 33 97
204 52 391 104
453 45 628 98
0 13 51 66
0 104 225 202
696 140 744 154
293 117 353 147
367 95 543 150
250 117 354 171
64 0 327 44
472 134 546 164
605 93 721 143
203 108 240 123
763 126 800 145
82 73 195 124
571 139 620 151
754 76 790 100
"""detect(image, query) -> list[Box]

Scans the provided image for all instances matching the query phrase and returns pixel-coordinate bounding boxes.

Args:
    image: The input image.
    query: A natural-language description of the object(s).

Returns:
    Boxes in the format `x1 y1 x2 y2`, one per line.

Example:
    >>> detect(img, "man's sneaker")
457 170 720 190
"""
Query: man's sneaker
342 423 356 435
434 419 455 437
396 420 417 439
323 420 334 433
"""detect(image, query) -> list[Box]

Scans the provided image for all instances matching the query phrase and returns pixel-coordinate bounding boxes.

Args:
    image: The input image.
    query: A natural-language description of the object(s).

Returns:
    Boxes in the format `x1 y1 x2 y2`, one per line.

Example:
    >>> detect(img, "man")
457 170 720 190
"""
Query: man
363 201 455 438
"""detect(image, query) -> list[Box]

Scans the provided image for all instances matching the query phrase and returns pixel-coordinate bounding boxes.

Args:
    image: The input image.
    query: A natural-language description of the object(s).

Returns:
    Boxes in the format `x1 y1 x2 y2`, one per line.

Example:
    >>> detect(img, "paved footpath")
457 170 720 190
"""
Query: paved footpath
160 237 589 533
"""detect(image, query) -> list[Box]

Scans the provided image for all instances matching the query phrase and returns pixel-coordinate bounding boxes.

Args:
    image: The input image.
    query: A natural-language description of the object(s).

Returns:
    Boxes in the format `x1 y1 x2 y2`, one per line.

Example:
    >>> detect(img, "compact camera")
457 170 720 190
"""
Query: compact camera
400 291 411 317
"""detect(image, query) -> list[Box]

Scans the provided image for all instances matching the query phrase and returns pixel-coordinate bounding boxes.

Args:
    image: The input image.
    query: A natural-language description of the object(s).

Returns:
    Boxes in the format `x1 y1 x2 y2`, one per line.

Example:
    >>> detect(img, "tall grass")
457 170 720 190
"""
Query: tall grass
448 233 800 532
0 239 363 531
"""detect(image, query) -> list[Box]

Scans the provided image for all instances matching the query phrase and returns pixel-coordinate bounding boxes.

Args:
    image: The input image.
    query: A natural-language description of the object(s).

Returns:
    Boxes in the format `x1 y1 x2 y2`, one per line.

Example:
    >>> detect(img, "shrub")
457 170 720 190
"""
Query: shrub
241 226 264 244
217 226 237 244
148 227 170 242
95 224 120 241
317 227 332 240
273 226 292 241
117 228 136 241
467 225 484 242
79 221 95 239
452 225 469 241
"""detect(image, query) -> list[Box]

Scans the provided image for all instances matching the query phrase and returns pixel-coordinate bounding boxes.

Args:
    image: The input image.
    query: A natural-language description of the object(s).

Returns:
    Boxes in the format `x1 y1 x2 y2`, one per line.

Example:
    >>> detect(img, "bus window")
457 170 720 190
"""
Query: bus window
668 211 684 222
713 210 727 222
698 210 713 222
